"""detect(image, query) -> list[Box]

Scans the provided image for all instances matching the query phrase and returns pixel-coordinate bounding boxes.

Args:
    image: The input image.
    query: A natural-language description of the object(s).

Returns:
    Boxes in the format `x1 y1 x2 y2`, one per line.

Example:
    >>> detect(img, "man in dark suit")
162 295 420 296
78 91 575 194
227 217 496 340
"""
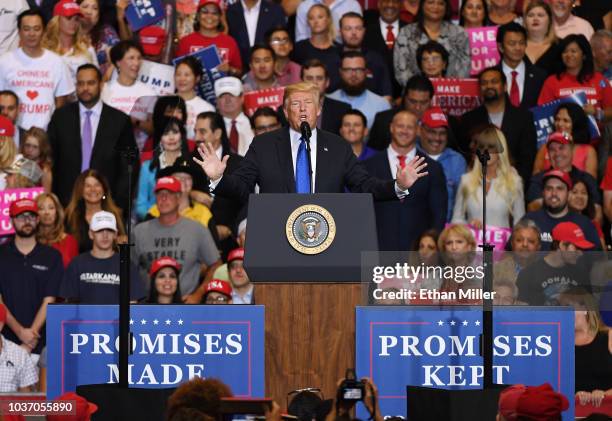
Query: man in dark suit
363 0 408 98
495 22 547 110
226 0 286 73
194 82 428 204
364 110 447 251
47 64 138 212
458 67 537 187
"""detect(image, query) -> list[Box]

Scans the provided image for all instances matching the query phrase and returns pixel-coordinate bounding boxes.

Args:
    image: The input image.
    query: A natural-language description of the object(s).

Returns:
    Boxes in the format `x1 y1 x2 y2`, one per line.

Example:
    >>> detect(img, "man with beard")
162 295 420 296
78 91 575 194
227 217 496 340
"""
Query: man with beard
0 199 63 358
458 67 537 186
47 63 138 210
516 221 594 305
328 51 391 131
520 170 600 251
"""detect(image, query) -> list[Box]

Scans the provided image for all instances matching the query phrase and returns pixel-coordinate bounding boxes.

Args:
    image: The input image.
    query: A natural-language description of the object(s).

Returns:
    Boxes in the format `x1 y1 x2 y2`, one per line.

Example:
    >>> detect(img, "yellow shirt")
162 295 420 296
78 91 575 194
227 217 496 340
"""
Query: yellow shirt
148 202 213 227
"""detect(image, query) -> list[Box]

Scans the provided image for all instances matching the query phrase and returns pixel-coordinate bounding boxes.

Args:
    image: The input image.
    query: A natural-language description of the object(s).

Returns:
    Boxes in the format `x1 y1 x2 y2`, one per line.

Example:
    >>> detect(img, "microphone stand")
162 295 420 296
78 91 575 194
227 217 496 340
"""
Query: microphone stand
475 148 495 389
300 122 314 194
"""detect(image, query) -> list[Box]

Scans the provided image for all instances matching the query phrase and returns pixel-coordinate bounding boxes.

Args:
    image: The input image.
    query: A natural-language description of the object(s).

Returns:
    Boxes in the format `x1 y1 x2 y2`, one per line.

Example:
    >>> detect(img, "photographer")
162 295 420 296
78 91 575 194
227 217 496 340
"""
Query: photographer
328 371 383 421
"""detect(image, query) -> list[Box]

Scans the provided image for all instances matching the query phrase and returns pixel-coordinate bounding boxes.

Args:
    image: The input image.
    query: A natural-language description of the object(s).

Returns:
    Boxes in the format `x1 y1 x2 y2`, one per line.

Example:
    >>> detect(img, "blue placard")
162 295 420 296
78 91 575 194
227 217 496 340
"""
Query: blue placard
173 46 225 106
124 0 164 32
356 307 574 420
530 93 600 149
46 305 265 400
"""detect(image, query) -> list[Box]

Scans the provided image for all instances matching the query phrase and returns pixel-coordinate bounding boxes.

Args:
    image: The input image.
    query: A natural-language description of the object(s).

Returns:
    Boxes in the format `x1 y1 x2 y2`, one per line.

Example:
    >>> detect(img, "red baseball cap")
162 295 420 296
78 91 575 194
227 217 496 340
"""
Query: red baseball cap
53 0 83 17
228 247 245 263
149 256 181 277
515 383 569 421
47 392 98 421
0 115 15 137
546 131 572 147
421 107 448 129
154 176 182 193
198 0 222 9
205 279 233 299
140 26 166 57
498 384 526 421
552 221 595 249
9 198 38 217
542 169 572 190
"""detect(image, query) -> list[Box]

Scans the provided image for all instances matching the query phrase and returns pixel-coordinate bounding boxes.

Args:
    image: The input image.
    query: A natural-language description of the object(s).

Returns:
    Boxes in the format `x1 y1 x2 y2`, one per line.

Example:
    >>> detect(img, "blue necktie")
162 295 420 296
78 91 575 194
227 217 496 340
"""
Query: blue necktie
295 136 311 194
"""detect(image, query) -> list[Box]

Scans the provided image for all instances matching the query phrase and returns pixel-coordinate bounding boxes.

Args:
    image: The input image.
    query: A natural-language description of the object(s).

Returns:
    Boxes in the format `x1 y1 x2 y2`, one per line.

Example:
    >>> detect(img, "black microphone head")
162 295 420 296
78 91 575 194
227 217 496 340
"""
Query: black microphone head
300 121 312 139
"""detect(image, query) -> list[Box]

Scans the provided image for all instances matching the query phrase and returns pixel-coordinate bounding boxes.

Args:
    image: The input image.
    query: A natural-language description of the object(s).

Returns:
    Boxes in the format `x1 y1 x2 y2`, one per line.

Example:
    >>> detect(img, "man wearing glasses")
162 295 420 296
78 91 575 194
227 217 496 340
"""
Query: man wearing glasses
0 199 63 359
328 51 391 131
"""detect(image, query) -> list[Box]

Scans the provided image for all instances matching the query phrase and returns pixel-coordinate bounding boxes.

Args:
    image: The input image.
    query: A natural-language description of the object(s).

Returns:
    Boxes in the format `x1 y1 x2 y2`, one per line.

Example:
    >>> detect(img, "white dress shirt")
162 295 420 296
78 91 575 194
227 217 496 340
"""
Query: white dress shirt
241 0 262 47
79 100 103 147
502 60 525 103
290 127 318 192
387 144 416 176
223 113 254 156
379 18 399 42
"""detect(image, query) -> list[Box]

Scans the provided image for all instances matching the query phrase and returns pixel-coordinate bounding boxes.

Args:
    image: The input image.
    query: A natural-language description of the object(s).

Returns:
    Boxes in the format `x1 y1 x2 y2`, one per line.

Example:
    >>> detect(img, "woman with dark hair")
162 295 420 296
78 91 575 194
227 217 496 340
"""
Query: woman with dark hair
533 103 598 177
136 117 190 220
568 179 605 248
416 41 449 78
140 96 189 162
175 56 214 140
175 0 242 76
65 169 126 253
459 0 490 28
147 257 183 304
538 34 612 123
488 0 520 26
394 0 470 87
77 0 122 76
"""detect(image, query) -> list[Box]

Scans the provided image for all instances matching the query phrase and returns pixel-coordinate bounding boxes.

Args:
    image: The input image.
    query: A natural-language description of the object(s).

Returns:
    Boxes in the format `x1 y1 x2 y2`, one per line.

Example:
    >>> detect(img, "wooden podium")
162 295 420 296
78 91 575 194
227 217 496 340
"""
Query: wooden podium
255 282 362 406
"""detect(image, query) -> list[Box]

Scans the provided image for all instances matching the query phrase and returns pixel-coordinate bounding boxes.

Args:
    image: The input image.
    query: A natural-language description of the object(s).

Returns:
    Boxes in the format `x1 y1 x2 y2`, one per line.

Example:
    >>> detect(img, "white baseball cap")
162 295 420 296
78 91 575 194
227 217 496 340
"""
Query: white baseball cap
90 211 118 232
214 76 243 97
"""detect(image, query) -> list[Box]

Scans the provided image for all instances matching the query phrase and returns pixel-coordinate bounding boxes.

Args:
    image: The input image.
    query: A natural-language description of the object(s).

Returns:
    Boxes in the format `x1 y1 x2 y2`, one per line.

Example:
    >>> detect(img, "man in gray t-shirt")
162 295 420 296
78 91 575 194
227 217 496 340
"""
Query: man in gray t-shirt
133 176 221 302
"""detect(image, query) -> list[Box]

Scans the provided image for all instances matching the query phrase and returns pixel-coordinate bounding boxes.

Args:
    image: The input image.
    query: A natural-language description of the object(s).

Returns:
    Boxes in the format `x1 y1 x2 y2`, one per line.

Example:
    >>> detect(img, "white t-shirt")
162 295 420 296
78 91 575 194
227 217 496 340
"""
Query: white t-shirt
0 0 29 55
0 48 74 130
185 96 214 140
62 46 100 88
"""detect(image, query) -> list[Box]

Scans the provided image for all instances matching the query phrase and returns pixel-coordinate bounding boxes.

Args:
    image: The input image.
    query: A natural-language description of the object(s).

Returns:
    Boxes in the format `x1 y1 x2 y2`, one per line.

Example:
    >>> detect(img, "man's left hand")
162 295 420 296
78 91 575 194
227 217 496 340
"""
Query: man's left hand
396 156 428 190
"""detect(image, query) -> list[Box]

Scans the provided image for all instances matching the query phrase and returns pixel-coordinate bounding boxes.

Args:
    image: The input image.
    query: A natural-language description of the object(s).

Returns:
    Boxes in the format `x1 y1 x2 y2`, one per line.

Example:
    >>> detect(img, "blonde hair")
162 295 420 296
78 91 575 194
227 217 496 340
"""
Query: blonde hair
42 15 93 58
560 288 609 334
22 127 52 168
36 193 67 245
524 0 556 45
307 4 335 43
0 136 17 170
437 224 476 252
461 127 522 217
283 82 321 108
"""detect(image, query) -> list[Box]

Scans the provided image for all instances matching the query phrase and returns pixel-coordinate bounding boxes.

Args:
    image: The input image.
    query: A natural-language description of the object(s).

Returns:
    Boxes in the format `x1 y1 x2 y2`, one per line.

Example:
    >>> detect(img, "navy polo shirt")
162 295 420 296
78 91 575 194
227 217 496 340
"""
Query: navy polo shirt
0 241 63 354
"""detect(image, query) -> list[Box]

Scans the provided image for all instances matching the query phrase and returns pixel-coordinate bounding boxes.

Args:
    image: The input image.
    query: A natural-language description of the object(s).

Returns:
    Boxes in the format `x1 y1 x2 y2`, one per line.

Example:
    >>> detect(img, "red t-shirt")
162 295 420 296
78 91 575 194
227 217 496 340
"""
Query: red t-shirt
600 156 612 190
52 234 79 268
176 32 242 71
537 72 612 109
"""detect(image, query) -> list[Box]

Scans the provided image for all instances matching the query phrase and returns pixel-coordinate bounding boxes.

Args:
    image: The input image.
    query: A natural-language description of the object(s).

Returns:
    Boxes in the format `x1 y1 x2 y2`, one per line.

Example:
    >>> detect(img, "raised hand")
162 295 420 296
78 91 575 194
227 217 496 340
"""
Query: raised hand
193 142 229 182
396 155 428 190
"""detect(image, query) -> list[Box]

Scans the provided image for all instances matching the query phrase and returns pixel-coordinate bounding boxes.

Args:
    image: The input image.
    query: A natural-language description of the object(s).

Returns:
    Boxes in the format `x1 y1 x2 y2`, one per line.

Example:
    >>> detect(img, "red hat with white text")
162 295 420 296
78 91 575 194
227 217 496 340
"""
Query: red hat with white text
9 198 38 217
140 26 166 56
421 107 448 129
552 221 595 249
54 0 83 17
154 176 182 193
204 279 233 299
149 256 182 277
228 248 245 263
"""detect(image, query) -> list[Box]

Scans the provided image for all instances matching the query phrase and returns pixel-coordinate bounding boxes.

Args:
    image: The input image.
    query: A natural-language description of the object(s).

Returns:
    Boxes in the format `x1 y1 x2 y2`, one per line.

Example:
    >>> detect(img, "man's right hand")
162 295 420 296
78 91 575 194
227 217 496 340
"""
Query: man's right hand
193 142 229 182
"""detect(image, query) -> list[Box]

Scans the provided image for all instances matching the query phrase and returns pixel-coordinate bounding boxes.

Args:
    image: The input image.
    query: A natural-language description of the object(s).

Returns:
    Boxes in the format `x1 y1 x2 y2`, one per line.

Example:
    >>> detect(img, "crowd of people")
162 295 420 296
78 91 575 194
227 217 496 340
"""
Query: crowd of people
0 0 611 416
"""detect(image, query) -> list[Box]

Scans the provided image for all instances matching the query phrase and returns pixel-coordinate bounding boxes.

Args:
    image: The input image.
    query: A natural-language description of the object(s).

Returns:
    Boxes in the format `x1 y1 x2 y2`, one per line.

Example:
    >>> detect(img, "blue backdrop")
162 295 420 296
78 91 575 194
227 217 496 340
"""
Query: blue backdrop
356 307 574 420
47 305 265 400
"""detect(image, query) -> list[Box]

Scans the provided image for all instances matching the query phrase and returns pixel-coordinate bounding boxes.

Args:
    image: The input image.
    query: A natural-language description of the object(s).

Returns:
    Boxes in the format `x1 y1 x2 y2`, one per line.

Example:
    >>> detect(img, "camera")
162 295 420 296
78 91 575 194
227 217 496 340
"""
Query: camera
338 369 365 402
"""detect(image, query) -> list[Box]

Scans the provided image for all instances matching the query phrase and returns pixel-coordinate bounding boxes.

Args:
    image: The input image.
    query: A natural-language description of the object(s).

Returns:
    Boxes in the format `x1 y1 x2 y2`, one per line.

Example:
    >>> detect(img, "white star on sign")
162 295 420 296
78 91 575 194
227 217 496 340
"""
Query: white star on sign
475 320 481 326
450 320 456 326
153 319 159 325
462 320 468 326
129 319 134 325
141 319 147 325
165 319 171 325
437 320 444 326
178 319 184 325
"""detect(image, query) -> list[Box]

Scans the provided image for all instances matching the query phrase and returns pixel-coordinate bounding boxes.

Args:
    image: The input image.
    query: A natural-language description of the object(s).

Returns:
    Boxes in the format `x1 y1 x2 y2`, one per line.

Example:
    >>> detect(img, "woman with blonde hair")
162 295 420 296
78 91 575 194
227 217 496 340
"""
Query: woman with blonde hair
65 169 126 253
524 0 558 74
292 4 341 91
20 127 53 192
42 2 99 91
0 124 18 190
452 125 525 229
36 193 79 267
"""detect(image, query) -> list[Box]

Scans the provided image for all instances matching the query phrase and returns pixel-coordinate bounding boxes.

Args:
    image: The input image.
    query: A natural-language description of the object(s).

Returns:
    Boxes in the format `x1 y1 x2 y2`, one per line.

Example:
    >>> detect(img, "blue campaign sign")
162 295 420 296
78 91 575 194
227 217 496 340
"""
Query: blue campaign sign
356 307 574 420
47 305 265 400
124 0 164 31
530 92 600 149
173 46 225 106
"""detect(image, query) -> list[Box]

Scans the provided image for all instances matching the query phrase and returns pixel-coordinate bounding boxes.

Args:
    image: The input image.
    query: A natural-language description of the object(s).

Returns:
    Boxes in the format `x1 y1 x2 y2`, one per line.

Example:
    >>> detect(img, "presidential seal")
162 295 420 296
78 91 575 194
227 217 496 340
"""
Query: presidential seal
286 205 336 254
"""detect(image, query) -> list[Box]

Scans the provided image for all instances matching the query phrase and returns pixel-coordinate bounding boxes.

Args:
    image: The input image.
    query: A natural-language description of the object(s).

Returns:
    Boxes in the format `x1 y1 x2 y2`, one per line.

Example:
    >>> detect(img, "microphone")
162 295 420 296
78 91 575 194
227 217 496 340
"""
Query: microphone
300 121 312 141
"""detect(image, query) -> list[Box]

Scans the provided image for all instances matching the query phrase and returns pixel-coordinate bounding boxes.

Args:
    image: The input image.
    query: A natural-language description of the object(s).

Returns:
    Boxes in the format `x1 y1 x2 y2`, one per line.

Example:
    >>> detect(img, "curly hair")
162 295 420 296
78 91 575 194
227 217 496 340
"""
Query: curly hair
166 378 232 421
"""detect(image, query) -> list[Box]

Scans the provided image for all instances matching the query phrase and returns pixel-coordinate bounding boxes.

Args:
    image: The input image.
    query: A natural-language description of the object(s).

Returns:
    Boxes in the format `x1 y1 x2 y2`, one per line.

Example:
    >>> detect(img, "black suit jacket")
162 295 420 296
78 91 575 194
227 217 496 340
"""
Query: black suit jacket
48 102 138 212
227 0 286 72
213 127 398 204
493 59 547 110
363 150 447 251
458 99 537 186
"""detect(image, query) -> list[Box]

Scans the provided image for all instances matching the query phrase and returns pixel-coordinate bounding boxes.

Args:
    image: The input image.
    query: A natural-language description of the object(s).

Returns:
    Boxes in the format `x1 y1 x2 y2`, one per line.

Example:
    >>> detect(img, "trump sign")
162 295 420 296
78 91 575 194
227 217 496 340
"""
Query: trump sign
47 305 265 399
356 307 574 420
